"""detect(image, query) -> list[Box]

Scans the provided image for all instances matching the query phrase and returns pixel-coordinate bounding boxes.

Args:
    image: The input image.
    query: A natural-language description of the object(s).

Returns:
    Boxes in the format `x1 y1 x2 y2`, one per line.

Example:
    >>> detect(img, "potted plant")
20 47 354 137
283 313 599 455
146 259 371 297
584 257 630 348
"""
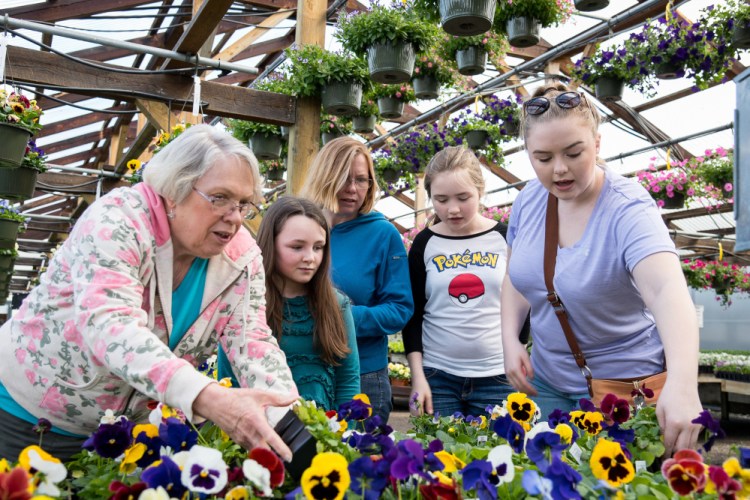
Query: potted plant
411 52 458 100
477 94 522 139
321 115 352 144
690 147 734 201
636 159 698 210
0 89 44 168
259 159 286 182
440 31 508 76
493 0 574 48
482 205 512 223
682 258 750 307
371 84 416 120
704 0 750 50
352 96 380 134
572 42 656 100
284 44 370 116
392 123 460 175
0 201 25 245
225 118 283 161
335 2 437 84
411 0 497 36
449 108 507 167
0 139 47 201
373 149 416 194
153 122 193 155
387 361 411 387
573 0 608 12
0 247 17 273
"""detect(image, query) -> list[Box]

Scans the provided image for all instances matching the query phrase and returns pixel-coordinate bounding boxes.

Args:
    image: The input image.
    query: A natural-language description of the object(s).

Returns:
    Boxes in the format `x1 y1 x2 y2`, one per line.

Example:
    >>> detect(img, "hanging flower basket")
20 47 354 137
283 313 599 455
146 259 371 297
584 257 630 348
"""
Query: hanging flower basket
352 115 377 134
503 118 520 137
412 75 440 100
249 134 283 161
438 0 497 36
267 168 284 181
321 80 363 116
0 255 13 271
573 0 609 11
377 97 405 119
465 129 489 149
0 220 20 243
382 167 402 184
506 17 541 48
594 76 625 102
660 191 686 209
366 41 417 84
322 131 345 144
0 166 39 201
455 46 488 75
732 23 750 49
654 60 682 80
0 124 32 169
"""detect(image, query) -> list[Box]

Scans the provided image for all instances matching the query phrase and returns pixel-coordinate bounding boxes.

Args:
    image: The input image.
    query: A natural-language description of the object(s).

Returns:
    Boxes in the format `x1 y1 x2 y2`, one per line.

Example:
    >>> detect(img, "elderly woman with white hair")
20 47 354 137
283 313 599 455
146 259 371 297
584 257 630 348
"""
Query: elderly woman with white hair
0 124 297 462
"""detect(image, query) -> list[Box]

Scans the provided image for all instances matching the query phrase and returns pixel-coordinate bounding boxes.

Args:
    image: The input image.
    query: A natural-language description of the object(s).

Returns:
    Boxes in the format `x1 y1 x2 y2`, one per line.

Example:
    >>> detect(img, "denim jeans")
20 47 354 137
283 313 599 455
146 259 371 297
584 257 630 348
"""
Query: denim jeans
360 367 392 423
531 374 590 421
424 367 513 418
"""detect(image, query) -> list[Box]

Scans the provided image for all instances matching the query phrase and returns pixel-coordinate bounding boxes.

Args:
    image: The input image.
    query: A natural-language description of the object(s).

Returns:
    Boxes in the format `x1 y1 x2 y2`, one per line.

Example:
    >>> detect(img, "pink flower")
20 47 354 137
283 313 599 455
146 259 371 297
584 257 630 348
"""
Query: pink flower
724 183 733 192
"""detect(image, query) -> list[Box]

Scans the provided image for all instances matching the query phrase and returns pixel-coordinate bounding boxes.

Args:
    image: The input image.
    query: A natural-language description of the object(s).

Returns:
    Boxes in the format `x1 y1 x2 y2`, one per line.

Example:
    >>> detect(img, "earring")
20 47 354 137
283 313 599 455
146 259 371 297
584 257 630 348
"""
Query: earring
167 211 175 220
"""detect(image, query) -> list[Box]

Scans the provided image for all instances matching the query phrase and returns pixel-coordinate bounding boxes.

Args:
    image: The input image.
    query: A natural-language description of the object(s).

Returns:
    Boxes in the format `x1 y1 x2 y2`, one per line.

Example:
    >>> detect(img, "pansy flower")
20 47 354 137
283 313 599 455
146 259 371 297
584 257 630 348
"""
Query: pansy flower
722 457 750 497
704 464 742 498
506 392 536 430
141 455 188 499
301 452 350 500
547 409 571 428
348 455 390 500
83 418 133 458
388 438 443 481
337 394 372 421
132 424 165 468
18 445 67 497
243 458 272 497
661 449 707 495
546 456 582 499
493 413 525 453
570 411 604 436
434 450 465 474
599 394 630 424
419 477 461 500
461 459 502 500
589 438 635 487
522 469 554 500
248 448 285 488
138 486 171 500
109 480 148 500
119 443 147 474
180 445 228 495
159 417 198 452
526 431 567 474
0 466 33 500
692 410 726 452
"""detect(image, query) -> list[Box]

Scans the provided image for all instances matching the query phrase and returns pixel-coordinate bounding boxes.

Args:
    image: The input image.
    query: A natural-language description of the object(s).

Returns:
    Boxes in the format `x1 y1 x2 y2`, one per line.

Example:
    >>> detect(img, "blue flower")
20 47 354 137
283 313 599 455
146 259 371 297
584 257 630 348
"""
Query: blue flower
493 414 525 453
526 431 566 474
141 455 188 499
348 456 390 500
461 460 499 500
522 470 553 500
691 410 726 452
159 417 197 452
546 456 582 500
83 419 133 459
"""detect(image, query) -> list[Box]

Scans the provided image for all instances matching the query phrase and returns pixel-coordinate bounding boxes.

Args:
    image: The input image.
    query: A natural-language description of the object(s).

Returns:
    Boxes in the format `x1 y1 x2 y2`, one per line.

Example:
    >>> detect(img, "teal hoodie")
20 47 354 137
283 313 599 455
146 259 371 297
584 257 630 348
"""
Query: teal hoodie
330 212 413 374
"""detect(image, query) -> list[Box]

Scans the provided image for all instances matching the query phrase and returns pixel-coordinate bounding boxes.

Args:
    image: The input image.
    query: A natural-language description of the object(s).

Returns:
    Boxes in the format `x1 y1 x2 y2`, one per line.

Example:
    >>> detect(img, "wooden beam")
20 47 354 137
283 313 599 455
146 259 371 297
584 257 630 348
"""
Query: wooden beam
37 106 130 139
661 203 734 223
135 100 176 132
481 158 523 185
35 172 101 194
231 32 296 61
7 46 296 124
161 0 235 70
41 129 110 155
115 122 157 174
392 192 415 210
214 10 295 62
3 0 155 22
238 0 298 8
47 150 98 168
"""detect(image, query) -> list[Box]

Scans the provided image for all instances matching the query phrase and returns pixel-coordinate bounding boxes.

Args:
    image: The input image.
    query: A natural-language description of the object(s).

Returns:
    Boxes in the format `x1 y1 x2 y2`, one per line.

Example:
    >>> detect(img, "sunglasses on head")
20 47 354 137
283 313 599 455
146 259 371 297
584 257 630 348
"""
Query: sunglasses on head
523 91 586 116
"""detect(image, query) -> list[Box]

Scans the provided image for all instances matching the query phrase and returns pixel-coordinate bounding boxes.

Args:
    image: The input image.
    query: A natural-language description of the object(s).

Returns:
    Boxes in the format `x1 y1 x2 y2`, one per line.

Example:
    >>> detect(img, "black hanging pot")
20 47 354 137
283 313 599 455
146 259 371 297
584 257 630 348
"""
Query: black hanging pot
506 17 540 48
574 0 609 12
377 97 405 120
381 167 401 184
249 134 283 160
438 0 497 36
594 76 625 102
412 75 440 100
266 168 285 181
0 124 32 169
660 191 685 210
465 129 489 149
732 22 750 49
321 131 345 144
0 166 39 201
502 119 519 138
321 80 363 116
0 220 20 243
366 41 416 84
455 46 487 76
654 60 682 80
353 115 377 134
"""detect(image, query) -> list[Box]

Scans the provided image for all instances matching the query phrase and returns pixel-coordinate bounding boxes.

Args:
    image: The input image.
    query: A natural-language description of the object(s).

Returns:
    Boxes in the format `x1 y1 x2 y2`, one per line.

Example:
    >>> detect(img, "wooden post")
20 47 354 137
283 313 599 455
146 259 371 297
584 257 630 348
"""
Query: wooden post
285 0 326 195
414 174 427 228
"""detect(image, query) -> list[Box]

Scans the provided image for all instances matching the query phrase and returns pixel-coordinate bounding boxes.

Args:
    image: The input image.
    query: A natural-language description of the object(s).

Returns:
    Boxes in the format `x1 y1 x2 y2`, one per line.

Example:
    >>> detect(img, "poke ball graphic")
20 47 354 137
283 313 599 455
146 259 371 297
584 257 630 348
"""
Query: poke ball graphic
448 273 485 308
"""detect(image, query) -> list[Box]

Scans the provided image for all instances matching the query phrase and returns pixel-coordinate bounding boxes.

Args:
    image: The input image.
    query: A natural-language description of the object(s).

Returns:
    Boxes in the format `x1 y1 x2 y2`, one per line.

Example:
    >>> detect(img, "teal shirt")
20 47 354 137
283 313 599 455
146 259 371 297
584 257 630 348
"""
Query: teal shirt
218 292 360 410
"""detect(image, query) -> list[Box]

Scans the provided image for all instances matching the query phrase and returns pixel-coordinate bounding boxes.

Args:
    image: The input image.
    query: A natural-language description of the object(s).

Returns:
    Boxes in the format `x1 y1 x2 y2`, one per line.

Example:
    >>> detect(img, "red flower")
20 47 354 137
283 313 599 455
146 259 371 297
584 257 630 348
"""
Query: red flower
599 394 630 424
0 467 32 500
419 479 462 500
661 449 707 496
707 465 741 499
109 481 148 500
249 447 285 487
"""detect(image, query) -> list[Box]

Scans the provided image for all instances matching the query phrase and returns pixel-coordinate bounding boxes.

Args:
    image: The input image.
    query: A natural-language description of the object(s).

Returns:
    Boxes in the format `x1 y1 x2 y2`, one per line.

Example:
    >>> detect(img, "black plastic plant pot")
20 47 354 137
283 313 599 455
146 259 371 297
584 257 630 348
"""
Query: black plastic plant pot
465 129 489 149
732 23 750 50
413 75 440 100
0 124 32 169
266 168 284 181
273 410 317 481
594 76 625 102
366 41 416 84
660 191 686 210
377 97 405 120
249 134 283 161
0 166 38 201
382 167 401 184
321 80 363 116
353 115 377 134
574 0 609 12
321 131 345 144
654 61 682 80
0 220 20 243
455 46 487 76
439 0 497 36
506 17 540 48
503 119 519 138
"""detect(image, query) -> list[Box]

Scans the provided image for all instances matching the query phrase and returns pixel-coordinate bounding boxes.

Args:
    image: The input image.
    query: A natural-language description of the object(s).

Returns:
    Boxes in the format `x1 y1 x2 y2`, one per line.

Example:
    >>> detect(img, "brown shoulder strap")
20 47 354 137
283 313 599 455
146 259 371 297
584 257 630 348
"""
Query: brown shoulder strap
544 193 592 384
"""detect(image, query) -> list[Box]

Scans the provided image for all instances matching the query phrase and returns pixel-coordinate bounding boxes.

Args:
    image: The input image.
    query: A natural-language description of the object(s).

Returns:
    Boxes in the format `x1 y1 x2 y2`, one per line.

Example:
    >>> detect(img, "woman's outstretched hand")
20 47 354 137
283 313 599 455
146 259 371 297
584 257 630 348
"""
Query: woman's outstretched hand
194 383 298 462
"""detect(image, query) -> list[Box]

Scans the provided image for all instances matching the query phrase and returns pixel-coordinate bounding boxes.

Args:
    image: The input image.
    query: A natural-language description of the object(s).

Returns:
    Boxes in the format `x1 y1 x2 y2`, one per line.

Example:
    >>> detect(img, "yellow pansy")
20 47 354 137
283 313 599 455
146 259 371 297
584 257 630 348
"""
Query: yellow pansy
506 392 536 425
589 438 635 487
0 458 9 473
219 377 234 388
580 412 604 436
723 458 750 497
120 443 147 474
133 423 159 439
569 410 586 430
434 450 465 474
225 485 250 500
554 423 574 444
126 159 142 174
301 452 350 500
433 470 454 486
18 445 61 471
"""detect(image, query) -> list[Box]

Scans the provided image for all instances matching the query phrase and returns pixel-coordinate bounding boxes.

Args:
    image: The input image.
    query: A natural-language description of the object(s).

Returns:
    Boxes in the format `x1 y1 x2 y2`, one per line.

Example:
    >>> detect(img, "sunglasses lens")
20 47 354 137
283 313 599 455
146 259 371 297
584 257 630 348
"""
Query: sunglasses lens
524 98 549 116
557 92 582 109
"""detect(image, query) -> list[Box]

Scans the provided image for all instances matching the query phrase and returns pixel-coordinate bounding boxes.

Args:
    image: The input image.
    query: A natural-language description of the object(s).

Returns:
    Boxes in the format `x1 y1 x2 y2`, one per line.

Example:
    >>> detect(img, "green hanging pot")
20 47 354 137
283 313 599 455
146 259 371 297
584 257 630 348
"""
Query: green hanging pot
353 115 377 134
0 219 20 243
322 131 345 144
574 0 609 11
0 165 39 201
0 255 14 271
732 22 750 49
377 98 405 120
660 191 685 210
455 46 487 76
249 134 283 161
0 124 32 169
506 17 540 48
439 0 497 36
412 75 440 100
654 60 682 80
465 129 489 149
594 76 625 102
366 41 416 84
381 167 401 184
266 168 285 181
321 80 363 116
502 119 519 138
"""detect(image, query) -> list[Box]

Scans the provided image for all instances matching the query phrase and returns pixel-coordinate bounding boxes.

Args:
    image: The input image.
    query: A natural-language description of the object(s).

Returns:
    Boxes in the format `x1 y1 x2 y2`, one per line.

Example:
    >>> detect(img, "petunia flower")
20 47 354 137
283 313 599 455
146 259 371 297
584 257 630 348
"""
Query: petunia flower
661 449 707 496
17 445 67 497
301 452 350 500
589 438 635 487
181 445 228 495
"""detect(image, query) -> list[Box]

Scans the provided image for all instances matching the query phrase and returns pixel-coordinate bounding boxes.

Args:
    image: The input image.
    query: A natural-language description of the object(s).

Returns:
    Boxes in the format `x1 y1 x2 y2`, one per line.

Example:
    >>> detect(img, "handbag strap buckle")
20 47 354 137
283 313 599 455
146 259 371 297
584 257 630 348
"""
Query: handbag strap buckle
546 291 566 313
580 364 592 380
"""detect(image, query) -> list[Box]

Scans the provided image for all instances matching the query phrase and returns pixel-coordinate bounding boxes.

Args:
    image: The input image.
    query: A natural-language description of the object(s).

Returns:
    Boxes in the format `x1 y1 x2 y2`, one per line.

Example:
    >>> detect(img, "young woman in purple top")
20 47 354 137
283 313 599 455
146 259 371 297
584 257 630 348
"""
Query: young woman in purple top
500 82 701 456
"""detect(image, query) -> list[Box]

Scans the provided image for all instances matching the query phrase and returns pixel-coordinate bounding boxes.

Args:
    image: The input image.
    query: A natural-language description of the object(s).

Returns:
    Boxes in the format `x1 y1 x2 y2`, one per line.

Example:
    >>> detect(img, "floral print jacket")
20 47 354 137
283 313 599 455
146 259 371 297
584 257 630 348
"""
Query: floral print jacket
0 183 296 435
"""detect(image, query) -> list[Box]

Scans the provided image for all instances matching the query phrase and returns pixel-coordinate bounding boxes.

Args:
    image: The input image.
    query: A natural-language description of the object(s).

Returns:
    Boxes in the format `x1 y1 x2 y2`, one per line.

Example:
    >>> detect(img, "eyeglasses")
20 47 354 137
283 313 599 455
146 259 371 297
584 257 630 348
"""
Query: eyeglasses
345 176 373 190
523 91 587 116
193 188 260 220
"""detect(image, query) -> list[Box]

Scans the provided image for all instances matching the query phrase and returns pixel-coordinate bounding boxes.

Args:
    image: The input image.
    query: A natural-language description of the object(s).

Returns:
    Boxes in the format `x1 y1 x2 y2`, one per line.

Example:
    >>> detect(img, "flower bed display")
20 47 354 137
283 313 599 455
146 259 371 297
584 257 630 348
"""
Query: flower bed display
2 390 744 499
